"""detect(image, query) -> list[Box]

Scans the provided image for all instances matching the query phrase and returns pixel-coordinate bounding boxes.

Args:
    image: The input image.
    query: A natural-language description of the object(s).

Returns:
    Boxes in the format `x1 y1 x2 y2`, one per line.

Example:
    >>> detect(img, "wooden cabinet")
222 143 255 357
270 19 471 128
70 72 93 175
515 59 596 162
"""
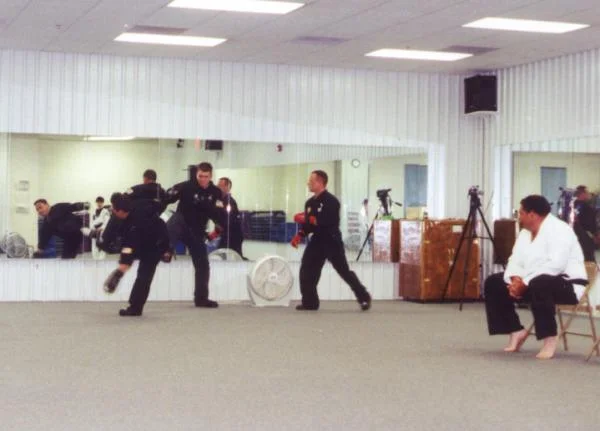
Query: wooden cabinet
493 219 517 265
372 219 399 262
399 219 480 301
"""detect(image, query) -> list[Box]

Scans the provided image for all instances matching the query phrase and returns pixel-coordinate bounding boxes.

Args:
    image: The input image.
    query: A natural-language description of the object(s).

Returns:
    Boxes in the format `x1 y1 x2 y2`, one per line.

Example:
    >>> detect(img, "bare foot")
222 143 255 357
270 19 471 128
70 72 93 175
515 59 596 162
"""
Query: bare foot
504 329 529 352
536 336 558 359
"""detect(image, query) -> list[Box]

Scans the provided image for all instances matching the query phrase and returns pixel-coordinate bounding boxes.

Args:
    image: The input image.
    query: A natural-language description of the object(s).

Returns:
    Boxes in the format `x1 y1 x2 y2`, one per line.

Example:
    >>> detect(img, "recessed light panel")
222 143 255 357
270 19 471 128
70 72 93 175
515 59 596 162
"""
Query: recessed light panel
168 0 305 15
366 49 472 62
115 33 226 47
463 17 589 34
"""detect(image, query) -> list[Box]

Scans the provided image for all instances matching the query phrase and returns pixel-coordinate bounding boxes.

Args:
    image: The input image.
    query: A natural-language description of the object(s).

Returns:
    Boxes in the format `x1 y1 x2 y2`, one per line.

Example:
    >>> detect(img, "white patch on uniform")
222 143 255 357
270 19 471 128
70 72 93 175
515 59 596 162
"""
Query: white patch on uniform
318 203 323 212
216 200 224 208
121 247 133 254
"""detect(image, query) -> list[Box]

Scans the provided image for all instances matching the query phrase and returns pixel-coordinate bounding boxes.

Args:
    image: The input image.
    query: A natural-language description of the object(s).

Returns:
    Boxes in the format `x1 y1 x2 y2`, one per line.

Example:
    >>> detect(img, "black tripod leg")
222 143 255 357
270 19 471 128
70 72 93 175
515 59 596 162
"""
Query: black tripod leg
459 218 476 311
356 214 378 262
477 207 506 270
441 207 474 300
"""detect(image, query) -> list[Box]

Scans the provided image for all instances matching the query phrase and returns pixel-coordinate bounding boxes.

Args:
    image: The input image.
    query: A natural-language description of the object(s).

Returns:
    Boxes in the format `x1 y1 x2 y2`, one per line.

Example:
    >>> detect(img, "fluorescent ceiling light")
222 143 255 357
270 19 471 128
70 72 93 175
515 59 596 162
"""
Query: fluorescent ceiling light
366 49 472 62
463 17 589 34
86 136 136 141
168 0 304 15
115 33 226 47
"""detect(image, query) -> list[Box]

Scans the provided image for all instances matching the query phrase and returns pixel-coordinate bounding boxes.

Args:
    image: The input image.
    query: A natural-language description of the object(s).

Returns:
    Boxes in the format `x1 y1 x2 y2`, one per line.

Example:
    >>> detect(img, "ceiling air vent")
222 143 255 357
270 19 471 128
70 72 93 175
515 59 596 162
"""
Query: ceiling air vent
291 36 349 46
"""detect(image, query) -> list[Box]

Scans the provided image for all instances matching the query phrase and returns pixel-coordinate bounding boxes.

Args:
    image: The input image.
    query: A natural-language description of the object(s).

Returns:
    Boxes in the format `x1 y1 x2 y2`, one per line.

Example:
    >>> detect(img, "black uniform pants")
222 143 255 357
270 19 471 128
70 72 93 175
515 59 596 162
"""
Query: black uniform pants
167 212 210 302
299 235 369 309
128 253 161 313
60 231 83 259
484 273 578 340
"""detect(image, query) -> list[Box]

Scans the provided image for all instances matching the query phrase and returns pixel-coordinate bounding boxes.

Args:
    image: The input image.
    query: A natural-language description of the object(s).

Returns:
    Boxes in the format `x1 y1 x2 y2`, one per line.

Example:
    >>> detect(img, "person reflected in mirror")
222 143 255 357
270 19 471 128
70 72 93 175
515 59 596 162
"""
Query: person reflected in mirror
164 162 226 308
290 170 372 311
91 196 111 259
209 176 246 260
484 195 587 359
34 199 90 259
572 185 599 262
102 193 171 317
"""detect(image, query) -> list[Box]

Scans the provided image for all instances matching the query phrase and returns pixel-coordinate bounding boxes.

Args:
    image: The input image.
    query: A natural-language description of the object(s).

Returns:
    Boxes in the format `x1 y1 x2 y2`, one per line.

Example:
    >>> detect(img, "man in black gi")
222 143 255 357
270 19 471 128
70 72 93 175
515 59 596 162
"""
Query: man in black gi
124 169 167 216
103 193 170 316
573 185 598 262
290 170 372 311
34 199 89 259
86 169 168 254
165 162 225 308
211 176 245 259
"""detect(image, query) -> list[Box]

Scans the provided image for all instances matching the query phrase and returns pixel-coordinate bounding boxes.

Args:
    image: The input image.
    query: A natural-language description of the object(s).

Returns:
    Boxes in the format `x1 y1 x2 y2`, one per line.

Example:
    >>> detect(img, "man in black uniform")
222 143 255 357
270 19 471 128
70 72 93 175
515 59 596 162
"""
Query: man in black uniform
34 199 89 259
211 176 245 259
86 169 168 254
124 169 168 215
290 170 372 311
103 193 170 317
165 162 225 308
573 185 598 262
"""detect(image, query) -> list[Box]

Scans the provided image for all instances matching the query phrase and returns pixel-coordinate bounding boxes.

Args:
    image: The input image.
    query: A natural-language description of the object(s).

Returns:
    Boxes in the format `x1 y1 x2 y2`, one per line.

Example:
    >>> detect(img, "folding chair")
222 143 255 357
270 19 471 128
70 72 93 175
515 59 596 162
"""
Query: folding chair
586 304 600 361
556 262 598 357
522 262 598 358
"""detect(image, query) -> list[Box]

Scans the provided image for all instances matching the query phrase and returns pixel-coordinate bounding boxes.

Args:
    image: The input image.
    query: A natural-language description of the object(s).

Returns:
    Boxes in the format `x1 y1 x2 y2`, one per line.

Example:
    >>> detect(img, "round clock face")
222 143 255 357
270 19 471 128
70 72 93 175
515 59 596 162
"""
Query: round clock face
351 159 360 168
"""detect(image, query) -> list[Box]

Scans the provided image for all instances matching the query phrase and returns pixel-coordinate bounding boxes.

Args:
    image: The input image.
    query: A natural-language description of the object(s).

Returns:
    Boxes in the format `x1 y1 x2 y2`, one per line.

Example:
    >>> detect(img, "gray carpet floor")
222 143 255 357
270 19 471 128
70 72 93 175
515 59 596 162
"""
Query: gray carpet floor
1 301 599 431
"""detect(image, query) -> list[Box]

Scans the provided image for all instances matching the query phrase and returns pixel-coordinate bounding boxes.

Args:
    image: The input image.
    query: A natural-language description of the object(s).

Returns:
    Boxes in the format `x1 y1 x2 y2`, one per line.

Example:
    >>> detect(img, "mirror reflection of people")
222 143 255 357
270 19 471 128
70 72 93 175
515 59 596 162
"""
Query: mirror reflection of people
483 195 587 360
102 194 171 317
91 196 111 259
34 199 90 259
290 170 372 311
210 177 245 259
572 185 598 262
164 162 225 308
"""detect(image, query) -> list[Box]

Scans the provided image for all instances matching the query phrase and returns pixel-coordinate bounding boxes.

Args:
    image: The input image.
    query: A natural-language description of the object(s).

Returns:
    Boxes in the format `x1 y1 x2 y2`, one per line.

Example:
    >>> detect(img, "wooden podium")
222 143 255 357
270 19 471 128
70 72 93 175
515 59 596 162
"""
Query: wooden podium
399 219 480 301
372 219 399 262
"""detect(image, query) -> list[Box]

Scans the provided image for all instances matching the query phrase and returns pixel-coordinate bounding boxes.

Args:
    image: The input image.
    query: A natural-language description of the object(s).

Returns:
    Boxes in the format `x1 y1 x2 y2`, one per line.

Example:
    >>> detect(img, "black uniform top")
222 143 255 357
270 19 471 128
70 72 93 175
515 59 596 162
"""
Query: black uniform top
573 199 598 261
220 194 243 240
301 190 341 240
118 205 170 266
125 182 167 215
38 202 87 249
165 180 225 233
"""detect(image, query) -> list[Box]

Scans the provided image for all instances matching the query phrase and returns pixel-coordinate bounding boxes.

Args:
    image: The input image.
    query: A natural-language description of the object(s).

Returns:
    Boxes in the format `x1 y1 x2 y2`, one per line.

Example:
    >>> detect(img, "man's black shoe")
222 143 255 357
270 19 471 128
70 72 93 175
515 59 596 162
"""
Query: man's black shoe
359 294 372 311
195 299 219 308
295 304 319 311
119 307 142 317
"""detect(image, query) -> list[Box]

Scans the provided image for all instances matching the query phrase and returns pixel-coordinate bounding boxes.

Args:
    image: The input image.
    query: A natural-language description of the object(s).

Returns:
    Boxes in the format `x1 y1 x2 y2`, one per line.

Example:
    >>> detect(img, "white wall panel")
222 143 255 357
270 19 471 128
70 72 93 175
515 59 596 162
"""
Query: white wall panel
490 48 600 148
0 259 398 302
0 48 481 217
0 133 9 237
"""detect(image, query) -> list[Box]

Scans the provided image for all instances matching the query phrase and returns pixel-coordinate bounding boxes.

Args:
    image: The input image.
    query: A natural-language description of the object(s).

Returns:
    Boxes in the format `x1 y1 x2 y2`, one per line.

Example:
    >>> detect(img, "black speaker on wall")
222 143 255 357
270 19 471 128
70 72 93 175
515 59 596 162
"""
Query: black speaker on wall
464 75 497 114
205 139 223 151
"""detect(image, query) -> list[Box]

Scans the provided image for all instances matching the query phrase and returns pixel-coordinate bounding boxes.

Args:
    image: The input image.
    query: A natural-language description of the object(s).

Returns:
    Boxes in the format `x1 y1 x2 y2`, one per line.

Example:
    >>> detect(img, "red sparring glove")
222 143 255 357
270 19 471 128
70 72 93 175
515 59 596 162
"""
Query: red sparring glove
308 215 317 226
207 230 219 241
293 212 305 224
290 232 305 248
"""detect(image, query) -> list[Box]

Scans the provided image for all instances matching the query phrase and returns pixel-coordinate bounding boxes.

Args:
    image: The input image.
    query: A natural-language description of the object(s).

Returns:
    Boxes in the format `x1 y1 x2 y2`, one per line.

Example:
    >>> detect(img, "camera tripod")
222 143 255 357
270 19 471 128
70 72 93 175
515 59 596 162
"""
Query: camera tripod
356 195 402 262
440 188 502 310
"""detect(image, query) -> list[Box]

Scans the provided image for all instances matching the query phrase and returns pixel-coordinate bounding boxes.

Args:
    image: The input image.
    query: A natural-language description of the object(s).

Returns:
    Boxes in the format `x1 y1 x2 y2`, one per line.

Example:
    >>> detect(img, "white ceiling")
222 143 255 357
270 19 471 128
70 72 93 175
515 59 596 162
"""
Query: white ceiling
0 0 599 73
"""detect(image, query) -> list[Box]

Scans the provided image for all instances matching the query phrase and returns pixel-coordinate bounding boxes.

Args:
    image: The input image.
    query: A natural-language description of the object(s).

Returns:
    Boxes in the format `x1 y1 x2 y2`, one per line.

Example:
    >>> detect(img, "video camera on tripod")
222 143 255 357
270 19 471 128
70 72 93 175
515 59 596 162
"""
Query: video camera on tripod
376 188 402 216
468 185 483 207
